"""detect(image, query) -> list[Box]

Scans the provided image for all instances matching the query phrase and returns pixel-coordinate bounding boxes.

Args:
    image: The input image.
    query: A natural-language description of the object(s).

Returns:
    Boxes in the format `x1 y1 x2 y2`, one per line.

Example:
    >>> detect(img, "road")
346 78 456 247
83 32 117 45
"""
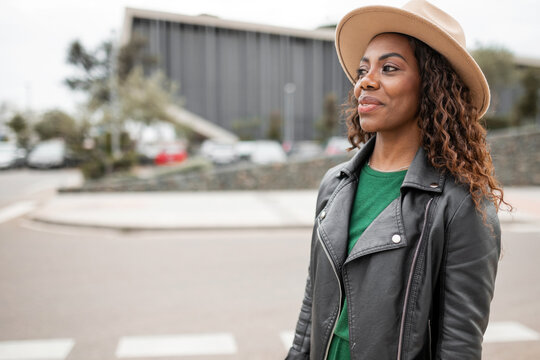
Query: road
0 168 82 208
0 220 310 360
0 169 539 359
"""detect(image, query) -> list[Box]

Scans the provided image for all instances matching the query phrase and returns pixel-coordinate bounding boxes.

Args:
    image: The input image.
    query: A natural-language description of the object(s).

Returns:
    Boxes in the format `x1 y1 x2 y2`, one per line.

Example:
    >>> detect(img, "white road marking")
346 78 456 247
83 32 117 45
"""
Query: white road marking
485 321 540 343
280 331 294 349
0 338 74 360
115 333 237 357
0 201 36 224
502 223 540 233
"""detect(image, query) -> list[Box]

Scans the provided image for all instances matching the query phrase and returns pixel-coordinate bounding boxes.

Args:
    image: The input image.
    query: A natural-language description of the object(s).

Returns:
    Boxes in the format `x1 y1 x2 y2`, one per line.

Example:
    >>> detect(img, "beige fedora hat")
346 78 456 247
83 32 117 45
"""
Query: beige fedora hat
335 0 490 117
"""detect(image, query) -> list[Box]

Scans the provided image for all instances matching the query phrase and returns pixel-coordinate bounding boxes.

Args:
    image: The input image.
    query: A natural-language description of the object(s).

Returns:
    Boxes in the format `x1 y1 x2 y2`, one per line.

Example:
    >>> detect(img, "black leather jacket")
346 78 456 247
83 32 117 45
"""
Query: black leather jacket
286 138 500 360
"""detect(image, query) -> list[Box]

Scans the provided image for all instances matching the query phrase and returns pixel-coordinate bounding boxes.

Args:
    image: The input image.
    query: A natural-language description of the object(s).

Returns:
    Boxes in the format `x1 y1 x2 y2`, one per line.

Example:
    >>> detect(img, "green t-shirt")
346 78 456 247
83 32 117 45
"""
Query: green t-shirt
328 163 407 360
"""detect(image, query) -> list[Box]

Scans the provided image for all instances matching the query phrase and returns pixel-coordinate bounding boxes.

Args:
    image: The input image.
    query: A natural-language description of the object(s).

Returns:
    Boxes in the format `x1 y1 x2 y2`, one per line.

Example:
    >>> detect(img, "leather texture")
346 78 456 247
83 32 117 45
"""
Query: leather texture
286 137 500 360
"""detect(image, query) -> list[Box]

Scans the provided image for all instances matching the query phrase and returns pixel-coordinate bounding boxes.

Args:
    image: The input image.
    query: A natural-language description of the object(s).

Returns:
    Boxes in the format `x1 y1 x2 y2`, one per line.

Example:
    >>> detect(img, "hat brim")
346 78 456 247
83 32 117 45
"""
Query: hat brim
335 6 490 117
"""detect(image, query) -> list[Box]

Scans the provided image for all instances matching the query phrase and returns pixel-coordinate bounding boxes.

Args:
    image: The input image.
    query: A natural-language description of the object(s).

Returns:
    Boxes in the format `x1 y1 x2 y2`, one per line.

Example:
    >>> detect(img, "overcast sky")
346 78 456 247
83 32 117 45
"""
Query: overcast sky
1 0 539 114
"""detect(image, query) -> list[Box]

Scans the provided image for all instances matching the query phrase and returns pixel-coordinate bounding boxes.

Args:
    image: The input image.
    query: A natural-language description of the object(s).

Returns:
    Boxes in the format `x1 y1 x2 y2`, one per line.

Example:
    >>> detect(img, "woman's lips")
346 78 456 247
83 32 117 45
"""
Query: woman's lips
358 103 382 113
357 95 383 114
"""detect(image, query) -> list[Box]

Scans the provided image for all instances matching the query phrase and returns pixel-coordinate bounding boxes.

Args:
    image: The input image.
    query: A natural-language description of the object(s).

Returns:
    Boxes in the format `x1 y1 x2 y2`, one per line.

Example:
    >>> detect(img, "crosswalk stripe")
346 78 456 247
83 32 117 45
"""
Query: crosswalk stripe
503 223 540 233
0 339 74 360
485 321 540 343
1 322 536 359
0 201 36 224
115 333 237 357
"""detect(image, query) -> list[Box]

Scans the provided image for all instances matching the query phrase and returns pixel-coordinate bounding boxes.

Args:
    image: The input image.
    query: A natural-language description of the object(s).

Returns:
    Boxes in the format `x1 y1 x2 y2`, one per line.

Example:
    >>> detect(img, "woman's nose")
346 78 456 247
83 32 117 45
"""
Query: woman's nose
359 72 378 90
354 71 378 98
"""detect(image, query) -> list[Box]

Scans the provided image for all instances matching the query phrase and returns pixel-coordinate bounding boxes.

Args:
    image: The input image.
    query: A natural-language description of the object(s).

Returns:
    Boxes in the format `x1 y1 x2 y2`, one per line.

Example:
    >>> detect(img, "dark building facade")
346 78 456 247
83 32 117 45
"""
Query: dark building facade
122 8 351 141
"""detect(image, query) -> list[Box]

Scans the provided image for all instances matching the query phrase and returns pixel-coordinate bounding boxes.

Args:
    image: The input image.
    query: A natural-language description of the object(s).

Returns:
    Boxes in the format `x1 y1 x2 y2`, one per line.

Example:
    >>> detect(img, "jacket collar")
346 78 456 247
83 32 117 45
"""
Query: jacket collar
339 136 445 194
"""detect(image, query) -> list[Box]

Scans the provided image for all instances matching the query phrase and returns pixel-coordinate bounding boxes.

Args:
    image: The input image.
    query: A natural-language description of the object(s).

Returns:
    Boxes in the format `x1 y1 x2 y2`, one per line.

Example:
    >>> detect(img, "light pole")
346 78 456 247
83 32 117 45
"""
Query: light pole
283 82 296 145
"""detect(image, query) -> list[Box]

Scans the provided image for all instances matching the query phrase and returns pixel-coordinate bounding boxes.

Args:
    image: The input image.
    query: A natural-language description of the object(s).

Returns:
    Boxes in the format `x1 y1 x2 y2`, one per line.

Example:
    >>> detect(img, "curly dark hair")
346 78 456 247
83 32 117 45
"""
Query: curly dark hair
343 34 509 212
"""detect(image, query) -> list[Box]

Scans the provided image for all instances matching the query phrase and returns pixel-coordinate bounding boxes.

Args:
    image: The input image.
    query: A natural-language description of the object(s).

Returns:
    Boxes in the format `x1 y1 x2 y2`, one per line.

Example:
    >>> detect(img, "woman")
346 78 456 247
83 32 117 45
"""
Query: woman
286 1 509 359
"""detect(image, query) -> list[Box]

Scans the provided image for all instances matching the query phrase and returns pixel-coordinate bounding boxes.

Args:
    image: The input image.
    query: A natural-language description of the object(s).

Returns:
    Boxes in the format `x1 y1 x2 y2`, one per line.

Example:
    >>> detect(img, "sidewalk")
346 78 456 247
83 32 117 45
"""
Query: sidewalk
29 191 319 230
28 188 540 231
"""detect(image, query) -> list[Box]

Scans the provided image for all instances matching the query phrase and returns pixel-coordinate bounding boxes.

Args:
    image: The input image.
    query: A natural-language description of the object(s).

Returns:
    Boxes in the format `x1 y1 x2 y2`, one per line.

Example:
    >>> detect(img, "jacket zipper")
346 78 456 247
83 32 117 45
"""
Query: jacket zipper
428 319 432 360
396 198 433 360
317 219 342 360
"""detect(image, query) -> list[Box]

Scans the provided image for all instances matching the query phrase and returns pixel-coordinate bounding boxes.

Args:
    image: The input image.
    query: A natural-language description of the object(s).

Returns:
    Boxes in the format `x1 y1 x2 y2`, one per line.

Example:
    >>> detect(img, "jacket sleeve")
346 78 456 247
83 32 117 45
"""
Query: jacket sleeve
285 166 340 360
285 267 313 360
435 194 501 359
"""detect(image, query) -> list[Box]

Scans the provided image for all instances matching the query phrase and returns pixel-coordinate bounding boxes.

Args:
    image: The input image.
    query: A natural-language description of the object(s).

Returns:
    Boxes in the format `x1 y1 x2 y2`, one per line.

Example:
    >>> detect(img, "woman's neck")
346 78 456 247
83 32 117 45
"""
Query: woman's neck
369 128 421 172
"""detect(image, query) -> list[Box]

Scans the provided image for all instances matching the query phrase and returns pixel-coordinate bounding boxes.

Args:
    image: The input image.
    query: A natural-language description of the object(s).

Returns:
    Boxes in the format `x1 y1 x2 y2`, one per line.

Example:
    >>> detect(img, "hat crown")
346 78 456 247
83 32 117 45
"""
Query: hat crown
403 0 466 46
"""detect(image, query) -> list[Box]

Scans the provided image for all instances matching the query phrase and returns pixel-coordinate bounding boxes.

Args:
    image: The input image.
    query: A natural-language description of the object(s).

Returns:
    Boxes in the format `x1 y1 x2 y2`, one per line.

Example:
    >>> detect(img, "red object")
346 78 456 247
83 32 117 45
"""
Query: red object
154 148 188 165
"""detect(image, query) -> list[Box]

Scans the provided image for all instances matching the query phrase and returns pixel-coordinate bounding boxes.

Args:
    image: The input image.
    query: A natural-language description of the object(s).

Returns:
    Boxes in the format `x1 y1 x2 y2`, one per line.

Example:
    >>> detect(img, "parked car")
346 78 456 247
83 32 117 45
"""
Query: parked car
287 141 323 160
0 142 26 169
200 140 237 165
136 142 164 164
250 140 287 165
27 139 67 168
234 141 256 161
154 143 188 165
324 136 353 155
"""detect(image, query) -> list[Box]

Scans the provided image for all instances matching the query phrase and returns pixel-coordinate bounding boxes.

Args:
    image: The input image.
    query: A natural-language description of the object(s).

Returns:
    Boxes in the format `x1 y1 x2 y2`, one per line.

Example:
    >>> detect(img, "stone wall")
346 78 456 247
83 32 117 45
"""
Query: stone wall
62 127 540 192
488 127 540 186
64 155 351 192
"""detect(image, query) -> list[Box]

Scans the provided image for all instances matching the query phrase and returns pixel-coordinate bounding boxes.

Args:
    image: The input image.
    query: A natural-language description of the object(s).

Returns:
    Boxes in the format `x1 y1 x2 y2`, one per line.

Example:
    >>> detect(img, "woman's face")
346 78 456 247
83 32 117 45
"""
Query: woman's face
353 33 421 135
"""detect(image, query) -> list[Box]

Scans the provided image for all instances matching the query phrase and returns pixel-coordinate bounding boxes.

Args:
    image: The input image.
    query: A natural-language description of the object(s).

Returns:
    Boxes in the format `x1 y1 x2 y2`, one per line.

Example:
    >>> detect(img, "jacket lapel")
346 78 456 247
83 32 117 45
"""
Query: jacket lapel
316 138 374 272
317 176 357 273
345 196 407 265
344 145 445 264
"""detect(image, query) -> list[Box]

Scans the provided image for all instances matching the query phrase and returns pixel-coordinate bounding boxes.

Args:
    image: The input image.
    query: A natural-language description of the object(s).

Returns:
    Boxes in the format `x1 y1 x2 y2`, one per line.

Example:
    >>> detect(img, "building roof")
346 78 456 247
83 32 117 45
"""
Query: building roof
121 7 335 45
514 56 540 69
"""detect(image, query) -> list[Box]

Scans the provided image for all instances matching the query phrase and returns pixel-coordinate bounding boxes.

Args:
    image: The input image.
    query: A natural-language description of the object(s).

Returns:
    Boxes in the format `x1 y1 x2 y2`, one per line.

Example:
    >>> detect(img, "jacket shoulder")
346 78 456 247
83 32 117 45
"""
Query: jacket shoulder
314 161 349 215
438 174 499 233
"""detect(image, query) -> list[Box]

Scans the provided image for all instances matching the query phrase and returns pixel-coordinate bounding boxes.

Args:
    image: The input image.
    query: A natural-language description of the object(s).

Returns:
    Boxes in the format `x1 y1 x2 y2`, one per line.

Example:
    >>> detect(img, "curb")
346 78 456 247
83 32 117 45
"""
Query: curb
27 210 535 232
27 216 314 232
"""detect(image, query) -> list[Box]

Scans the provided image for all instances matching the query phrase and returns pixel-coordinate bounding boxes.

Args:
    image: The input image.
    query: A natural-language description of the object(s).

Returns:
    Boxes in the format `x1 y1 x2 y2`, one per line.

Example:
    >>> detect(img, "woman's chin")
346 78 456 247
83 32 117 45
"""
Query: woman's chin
359 119 379 133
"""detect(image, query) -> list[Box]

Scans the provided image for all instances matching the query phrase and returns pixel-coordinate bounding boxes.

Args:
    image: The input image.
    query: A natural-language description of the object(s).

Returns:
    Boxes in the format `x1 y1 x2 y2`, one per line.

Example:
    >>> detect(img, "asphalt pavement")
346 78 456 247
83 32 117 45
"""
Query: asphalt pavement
23 187 540 230
1 170 539 359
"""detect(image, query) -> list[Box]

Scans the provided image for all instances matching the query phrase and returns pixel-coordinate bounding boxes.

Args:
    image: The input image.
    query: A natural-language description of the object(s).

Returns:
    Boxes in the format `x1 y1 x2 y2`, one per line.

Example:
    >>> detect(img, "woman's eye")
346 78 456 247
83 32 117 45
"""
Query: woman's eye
382 65 398 72
356 68 368 78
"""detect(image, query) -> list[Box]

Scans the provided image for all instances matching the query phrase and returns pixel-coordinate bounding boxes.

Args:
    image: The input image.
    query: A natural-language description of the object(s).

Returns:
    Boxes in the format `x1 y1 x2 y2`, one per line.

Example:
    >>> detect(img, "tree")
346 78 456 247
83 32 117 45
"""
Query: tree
34 110 80 146
471 45 516 122
232 117 261 140
64 36 183 178
116 33 157 84
65 39 113 110
64 36 179 131
513 68 540 126
117 66 178 126
7 113 27 134
316 93 339 141
65 36 158 111
267 111 283 141
7 113 30 148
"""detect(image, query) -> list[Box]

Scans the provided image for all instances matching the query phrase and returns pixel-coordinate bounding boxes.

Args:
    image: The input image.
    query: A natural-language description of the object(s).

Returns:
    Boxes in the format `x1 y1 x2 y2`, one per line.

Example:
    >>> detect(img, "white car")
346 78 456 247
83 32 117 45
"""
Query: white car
287 141 323 160
200 140 237 165
250 140 287 165
324 136 356 155
234 141 256 161
27 139 67 168
0 142 25 169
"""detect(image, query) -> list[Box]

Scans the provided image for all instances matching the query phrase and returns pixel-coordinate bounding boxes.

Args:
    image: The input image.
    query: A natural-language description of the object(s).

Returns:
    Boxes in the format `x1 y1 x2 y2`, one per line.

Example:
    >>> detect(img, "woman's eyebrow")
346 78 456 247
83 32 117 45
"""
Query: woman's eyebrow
379 52 407 62
361 52 408 63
